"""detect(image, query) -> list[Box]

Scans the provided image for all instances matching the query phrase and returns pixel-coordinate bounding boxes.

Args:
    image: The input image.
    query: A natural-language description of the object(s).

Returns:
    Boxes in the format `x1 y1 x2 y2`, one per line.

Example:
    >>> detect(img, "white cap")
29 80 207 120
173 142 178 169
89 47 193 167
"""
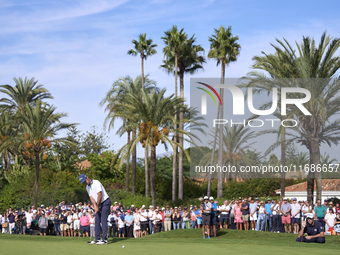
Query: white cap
131 205 134 207
204 196 208 200
162 207 165 210
114 201 118 204
41 204 44 207
209 196 214 200
142 205 145 208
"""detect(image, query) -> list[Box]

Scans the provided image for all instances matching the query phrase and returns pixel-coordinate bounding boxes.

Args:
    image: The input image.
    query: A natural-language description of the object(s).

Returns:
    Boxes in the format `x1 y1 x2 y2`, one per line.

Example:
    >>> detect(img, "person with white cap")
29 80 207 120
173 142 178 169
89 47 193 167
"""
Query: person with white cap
78 174 111 244
296 215 325 243
200 196 212 239
291 197 301 234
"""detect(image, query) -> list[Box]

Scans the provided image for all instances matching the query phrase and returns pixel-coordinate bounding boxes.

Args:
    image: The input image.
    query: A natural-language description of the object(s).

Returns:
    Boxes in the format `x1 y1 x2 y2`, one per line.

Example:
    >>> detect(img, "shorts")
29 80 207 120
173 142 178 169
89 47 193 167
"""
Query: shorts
282 215 291 224
39 228 46 234
196 219 202 225
250 213 257 221
202 213 211 225
73 222 80 230
140 221 148 232
60 224 67 231
81 225 89 233
210 215 217 225
220 215 229 225
67 223 73 229
118 227 125 235
292 217 300 224
241 214 249 222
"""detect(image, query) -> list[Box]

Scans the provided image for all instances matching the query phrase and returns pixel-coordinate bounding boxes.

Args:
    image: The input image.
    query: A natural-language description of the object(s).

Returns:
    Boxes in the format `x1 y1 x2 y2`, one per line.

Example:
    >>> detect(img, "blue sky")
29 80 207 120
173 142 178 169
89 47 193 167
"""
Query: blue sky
1 0 340 158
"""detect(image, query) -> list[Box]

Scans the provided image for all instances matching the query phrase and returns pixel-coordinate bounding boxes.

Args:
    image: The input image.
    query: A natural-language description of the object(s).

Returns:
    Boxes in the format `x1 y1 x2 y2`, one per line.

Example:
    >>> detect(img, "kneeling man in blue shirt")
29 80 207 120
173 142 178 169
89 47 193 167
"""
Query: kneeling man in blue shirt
296 215 325 243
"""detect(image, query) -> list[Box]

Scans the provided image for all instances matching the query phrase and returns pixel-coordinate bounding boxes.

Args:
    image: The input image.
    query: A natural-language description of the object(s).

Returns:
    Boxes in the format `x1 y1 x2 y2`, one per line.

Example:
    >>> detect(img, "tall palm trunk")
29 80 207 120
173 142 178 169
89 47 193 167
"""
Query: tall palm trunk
172 50 178 202
150 144 157 207
310 137 322 203
207 104 220 197
178 71 184 200
217 61 225 198
141 55 144 91
132 130 137 195
280 127 286 198
145 147 149 197
33 150 40 207
125 131 130 192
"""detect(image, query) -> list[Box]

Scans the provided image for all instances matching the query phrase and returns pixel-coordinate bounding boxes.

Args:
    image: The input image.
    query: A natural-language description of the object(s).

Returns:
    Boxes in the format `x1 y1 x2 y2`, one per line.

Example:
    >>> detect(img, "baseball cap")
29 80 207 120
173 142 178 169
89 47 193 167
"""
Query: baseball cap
114 201 118 204
162 207 165 210
78 174 87 184
293 198 297 201
324 199 328 202
209 196 214 200
127 210 131 213
306 215 313 220
142 205 145 208
204 196 208 200
267 198 271 201
131 205 135 207
41 204 44 207
255 198 259 201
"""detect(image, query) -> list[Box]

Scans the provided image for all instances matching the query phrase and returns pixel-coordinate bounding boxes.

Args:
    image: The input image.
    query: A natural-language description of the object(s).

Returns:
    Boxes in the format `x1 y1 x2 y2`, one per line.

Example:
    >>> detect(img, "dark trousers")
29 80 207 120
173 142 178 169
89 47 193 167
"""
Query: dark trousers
296 237 325 243
95 198 111 241
230 217 236 229
126 225 133 237
273 215 279 232
317 217 325 228
278 215 284 233
108 224 116 237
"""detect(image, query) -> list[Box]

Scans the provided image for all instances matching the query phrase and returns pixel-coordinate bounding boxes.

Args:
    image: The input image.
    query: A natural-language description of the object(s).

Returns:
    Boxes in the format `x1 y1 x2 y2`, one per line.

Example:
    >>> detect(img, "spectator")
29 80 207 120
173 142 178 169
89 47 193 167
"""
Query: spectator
219 200 230 229
201 196 212 239
118 213 125 238
302 200 312 221
125 209 134 237
159 207 165 232
296 216 325 243
334 211 340 235
281 198 291 233
133 208 141 238
324 208 336 233
241 197 250 231
79 211 90 237
53 213 61 236
38 212 48 236
335 203 340 215
26 208 33 231
67 211 73 237
172 207 181 230
194 205 202 228
271 199 280 233
164 205 172 231
107 210 117 238
265 198 273 232
73 208 81 237
314 199 327 228
256 201 266 231
152 209 162 233
140 206 148 236
182 207 190 229
89 213 95 238
278 199 284 233
249 198 258 231
210 197 218 237
291 198 301 234
8 212 15 234
59 209 67 237
234 200 243 230
230 199 236 230
148 206 155 234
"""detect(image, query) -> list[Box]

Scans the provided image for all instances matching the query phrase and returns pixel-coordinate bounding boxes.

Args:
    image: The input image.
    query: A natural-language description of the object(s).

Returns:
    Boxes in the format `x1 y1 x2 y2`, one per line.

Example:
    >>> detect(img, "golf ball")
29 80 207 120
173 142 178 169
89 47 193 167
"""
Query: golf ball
122 246 125 248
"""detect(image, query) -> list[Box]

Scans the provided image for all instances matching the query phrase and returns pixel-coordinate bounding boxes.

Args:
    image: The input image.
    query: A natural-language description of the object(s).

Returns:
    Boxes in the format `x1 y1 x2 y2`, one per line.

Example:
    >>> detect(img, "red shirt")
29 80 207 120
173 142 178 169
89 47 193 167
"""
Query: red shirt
159 211 165 222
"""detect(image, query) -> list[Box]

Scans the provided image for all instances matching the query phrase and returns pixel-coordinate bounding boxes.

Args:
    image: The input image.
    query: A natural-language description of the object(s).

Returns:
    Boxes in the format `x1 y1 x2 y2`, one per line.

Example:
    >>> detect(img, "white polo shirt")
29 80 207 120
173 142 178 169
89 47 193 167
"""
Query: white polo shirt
86 179 109 204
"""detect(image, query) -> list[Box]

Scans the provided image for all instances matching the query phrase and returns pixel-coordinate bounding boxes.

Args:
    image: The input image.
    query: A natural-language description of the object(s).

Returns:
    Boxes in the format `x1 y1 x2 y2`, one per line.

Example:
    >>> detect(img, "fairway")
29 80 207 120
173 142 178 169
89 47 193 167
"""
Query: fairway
1 229 339 255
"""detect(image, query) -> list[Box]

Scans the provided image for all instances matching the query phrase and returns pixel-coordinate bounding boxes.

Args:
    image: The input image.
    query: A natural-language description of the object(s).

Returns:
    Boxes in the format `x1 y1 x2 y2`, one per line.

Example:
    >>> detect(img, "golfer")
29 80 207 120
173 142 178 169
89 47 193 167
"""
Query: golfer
79 174 111 244
296 215 325 243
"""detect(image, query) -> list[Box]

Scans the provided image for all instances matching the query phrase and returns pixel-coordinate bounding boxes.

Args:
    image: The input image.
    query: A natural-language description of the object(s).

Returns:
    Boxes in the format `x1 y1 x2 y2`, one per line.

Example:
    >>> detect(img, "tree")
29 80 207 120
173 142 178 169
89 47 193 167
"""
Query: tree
246 32 340 204
112 88 199 206
161 34 205 200
17 101 75 207
162 25 188 201
0 77 53 114
79 126 110 157
128 33 157 196
208 26 240 198
100 75 158 195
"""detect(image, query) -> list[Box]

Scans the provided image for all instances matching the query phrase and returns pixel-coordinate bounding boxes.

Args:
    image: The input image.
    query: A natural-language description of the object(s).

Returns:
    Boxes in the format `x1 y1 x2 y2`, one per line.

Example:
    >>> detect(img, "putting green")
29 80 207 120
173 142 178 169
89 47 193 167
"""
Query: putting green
1 229 339 255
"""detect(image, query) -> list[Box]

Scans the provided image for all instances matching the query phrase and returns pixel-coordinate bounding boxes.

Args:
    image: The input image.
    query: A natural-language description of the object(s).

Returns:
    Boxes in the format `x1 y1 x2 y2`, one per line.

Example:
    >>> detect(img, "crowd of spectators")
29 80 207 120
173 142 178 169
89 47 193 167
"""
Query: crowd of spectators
1 197 340 238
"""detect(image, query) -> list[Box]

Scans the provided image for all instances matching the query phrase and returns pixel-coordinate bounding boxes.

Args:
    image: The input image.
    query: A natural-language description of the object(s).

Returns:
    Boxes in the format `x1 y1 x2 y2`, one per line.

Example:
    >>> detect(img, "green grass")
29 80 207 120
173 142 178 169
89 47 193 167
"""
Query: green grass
1 229 339 255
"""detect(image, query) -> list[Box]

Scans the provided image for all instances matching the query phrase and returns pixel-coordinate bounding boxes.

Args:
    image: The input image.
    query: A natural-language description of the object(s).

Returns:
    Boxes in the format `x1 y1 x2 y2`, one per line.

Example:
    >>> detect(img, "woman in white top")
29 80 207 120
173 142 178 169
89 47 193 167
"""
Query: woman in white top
89 213 95 238
133 209 141 238
302 200 312 221
324 208 337 233
256 201 266 231
67 212 73 237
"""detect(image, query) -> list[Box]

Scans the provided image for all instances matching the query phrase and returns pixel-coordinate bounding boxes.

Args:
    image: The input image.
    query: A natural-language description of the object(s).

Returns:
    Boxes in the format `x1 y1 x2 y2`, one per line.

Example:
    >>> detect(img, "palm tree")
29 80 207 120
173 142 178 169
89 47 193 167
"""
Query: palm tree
100 76 158 196
17 101 75 207
162 25 188 201
112 88 199 206
161 35 205 200
0 112 17 171
128 33 157 197
0 77 53 114
246 32 340 204
208 26 241 198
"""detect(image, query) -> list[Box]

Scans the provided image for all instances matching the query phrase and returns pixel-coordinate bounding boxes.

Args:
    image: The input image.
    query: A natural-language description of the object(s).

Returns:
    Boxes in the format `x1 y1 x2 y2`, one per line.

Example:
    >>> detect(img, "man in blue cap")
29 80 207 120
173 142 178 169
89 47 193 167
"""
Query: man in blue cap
79 174 111 244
